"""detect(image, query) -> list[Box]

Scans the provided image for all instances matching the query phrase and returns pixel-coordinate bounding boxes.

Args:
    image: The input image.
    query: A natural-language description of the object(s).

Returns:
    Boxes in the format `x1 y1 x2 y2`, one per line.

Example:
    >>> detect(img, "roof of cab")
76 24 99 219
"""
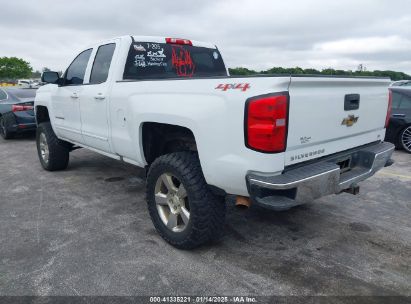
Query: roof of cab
130 35 217 49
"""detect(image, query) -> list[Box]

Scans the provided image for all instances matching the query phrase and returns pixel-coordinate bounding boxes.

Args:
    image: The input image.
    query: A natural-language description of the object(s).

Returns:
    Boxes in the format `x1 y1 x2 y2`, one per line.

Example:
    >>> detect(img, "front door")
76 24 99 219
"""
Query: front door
51 48 93 144
51 85 83 143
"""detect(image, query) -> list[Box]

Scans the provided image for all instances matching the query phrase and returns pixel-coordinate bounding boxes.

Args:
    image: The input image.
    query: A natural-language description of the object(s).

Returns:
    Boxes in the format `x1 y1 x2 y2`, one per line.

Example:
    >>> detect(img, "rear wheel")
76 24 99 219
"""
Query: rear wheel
36 122 70 170
146 152 226 249
0 114 15 140
400 126 411 153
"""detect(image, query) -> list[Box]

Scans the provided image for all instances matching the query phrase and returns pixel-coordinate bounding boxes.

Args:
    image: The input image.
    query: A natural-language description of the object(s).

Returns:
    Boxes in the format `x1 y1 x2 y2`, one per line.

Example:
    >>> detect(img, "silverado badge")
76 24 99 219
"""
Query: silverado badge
341 114 359 127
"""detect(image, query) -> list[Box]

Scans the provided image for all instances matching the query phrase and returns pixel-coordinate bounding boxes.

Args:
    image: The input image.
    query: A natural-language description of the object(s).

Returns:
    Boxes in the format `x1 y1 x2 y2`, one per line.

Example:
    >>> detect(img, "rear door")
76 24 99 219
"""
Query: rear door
286 77 391 165
79 41 117 153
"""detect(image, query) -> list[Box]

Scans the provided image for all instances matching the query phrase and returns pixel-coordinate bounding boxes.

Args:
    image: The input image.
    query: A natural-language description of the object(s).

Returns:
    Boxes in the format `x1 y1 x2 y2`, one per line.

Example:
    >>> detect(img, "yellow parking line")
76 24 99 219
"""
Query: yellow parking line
377 171 411 179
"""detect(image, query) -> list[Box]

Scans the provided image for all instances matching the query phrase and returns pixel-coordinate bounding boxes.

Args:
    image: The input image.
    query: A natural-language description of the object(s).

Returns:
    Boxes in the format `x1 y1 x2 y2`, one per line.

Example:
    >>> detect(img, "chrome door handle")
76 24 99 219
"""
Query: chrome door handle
94 94 106 100
70 93 79 99
392 114 405 117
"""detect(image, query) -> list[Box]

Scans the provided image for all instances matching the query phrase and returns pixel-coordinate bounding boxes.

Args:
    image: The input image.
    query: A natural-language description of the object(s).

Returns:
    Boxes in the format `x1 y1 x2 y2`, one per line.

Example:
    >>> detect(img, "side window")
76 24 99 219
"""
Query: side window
0 89 7 101
65 49 92 85
90 43 116 84
399 95 411 110
391 92 402 109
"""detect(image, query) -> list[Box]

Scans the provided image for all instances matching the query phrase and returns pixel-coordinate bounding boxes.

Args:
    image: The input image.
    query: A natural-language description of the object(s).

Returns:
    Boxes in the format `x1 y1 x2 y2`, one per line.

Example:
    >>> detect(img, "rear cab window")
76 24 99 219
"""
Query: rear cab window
123 41 227 80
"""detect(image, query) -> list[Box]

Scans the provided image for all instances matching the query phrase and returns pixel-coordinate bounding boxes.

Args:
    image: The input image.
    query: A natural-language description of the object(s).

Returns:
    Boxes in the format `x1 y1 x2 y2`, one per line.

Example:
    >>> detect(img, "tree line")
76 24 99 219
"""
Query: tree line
1 56 410 81
0 57 33 80
229 67 411 81
0 57 58 80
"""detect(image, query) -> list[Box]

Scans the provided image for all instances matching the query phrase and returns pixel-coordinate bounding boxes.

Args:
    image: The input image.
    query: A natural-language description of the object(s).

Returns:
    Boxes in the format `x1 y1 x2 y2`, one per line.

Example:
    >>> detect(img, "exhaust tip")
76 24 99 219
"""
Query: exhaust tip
235 196 251 209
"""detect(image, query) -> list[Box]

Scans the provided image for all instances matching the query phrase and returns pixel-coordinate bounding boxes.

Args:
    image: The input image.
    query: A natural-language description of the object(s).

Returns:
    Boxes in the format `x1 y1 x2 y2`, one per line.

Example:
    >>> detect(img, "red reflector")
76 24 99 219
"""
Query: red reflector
12 104 33 112
165 38 192 46
245 93 289 153
385 90 392 128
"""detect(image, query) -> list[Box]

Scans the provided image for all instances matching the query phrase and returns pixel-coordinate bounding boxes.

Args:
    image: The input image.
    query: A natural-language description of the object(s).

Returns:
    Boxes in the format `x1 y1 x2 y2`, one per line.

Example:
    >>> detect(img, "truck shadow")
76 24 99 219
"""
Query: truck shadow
223 202 311 244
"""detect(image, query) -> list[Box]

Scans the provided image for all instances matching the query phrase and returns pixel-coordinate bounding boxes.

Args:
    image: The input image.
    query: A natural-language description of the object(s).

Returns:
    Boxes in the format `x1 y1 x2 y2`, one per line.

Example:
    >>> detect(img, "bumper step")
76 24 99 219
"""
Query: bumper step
246 141 395 211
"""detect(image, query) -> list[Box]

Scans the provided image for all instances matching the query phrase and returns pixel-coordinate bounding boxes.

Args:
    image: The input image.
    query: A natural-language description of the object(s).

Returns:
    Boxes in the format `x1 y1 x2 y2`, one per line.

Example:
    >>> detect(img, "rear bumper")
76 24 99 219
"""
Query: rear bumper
10 113 36 132
246 141 394 210
9 122 37 132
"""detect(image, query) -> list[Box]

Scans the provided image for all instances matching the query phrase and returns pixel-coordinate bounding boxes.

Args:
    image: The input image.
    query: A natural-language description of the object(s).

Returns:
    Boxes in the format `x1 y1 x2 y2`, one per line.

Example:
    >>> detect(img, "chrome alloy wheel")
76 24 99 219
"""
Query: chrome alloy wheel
402 126 411 152
39 132 50 164
155 173 190 232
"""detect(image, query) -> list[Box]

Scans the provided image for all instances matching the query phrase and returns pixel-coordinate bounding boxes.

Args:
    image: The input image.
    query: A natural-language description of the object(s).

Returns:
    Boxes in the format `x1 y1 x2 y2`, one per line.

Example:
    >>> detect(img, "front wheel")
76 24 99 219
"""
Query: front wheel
400 126 411 153
146 152 226 249
36 122 70 171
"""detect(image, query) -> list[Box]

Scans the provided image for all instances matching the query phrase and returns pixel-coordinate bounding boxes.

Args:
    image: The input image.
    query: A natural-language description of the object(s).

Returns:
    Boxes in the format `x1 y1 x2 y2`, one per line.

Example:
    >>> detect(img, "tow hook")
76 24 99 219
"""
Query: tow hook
342 184 360 195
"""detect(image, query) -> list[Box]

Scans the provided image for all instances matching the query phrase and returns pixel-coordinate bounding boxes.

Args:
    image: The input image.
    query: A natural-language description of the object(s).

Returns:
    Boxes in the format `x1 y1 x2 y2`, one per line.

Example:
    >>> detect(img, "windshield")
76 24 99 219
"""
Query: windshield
123 41 227 80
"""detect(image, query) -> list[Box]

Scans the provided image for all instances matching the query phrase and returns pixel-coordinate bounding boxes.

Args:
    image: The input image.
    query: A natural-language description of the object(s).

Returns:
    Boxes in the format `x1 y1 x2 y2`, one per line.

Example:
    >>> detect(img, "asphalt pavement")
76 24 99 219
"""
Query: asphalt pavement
0 133 410 298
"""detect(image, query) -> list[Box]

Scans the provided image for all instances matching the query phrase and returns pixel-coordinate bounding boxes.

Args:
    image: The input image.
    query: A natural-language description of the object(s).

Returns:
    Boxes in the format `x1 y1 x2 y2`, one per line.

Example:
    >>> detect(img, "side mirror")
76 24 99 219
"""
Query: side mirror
41 71 60 84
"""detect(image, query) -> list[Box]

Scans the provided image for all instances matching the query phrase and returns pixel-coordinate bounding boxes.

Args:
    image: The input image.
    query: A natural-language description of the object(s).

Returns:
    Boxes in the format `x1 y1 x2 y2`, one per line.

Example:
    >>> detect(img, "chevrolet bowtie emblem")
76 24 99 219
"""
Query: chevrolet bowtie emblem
341 114 359 127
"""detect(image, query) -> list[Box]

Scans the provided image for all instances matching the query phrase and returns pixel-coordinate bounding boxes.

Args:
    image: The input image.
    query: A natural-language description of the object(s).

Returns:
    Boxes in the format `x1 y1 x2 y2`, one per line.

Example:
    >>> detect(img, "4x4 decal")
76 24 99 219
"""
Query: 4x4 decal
215 83 251 92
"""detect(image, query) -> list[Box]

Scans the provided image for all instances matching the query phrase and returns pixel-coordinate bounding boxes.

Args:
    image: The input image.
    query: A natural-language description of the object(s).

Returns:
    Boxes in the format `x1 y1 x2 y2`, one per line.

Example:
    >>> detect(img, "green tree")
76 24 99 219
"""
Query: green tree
0 57 33 80
303 68 321 74
229 64 411 81
228 67 258 75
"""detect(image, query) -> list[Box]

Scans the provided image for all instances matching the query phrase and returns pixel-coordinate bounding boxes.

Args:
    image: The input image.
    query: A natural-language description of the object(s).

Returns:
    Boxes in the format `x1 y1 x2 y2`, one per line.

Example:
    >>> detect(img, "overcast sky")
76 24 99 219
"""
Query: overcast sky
1 0 410 74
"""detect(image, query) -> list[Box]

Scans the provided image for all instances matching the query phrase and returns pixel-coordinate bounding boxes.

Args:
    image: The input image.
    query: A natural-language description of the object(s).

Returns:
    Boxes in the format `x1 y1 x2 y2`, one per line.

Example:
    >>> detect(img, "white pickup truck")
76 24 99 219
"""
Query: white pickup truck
35 35 394 248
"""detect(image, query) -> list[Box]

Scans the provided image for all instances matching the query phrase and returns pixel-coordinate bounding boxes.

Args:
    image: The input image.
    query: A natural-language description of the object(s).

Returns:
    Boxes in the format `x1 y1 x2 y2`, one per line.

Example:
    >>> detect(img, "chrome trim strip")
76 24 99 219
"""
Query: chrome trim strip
247 142 394 191
248 167 340 190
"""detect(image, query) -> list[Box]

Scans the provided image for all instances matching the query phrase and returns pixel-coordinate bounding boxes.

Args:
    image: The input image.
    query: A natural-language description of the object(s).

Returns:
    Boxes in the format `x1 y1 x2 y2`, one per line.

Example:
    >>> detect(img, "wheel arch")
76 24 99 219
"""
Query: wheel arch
141 122 198 165
35 106 50 125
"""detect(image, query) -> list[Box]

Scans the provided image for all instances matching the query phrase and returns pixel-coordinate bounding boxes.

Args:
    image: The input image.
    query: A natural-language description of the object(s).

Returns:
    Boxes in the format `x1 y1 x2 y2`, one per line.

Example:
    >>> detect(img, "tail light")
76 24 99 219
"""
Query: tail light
12 104 33 112
385 90 392 128
245 92 289 153
165 38 192 46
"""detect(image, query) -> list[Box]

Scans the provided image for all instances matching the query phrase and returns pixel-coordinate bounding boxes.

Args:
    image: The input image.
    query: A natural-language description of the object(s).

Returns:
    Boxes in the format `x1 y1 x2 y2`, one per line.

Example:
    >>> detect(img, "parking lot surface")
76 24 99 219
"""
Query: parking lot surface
0 134 410 297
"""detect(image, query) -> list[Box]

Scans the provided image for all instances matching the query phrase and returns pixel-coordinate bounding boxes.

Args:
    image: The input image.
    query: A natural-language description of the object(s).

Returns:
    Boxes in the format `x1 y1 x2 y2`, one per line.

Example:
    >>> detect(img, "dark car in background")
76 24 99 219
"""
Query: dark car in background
390 80 411 87
385 88 411 153
0 88 37 139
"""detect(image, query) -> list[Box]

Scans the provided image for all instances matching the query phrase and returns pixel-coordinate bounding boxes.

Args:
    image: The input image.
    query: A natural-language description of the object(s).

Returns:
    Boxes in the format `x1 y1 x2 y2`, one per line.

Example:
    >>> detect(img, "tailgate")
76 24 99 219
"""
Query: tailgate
286 77 390 165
